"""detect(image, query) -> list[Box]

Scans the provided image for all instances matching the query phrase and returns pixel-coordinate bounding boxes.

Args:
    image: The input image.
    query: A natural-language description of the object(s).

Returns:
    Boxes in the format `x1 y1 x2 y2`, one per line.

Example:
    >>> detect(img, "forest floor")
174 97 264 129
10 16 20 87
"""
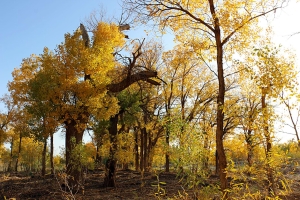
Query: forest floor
1 168 300 200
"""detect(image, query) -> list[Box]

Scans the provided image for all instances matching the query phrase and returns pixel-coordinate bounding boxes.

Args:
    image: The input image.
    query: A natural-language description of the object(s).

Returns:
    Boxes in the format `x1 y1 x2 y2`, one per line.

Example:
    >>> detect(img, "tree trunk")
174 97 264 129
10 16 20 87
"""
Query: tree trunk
104 114 119 187
262 92 276 195
50 134 54 175
246 132 254 168
123 162 129 170
165 131 170 172
147 133 152 170
65 119 85 190
284 100 300 148
140 127 144 171
246 138 254 177
42 138 47 176
203 134 210 171
209 0 228 194
247 144 253 167
142 127 148 171
215 150 219 175
8 139 14 172
95 144 102 168
134 127 139 171
15 135 22 172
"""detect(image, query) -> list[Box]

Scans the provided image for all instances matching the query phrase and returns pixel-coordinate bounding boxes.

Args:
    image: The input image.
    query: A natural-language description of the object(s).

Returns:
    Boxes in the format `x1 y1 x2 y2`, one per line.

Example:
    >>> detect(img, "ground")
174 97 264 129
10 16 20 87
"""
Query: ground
1 169 300 200
0 170 197 200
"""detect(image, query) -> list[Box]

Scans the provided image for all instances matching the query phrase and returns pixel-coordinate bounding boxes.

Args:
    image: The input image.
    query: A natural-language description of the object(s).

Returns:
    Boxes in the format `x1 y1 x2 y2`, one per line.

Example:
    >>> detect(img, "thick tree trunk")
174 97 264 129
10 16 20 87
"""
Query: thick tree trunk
42 138 47 176
104 158 117 187
65 119 85 190
50 134 54 175
104 114 119 187
262 92 276 195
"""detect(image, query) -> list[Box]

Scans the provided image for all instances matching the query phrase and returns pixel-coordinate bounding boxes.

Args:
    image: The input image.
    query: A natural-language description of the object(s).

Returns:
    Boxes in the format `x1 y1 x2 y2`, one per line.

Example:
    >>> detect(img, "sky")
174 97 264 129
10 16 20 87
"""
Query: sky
0 0 123 95
0 1 300 153
0 0 127 153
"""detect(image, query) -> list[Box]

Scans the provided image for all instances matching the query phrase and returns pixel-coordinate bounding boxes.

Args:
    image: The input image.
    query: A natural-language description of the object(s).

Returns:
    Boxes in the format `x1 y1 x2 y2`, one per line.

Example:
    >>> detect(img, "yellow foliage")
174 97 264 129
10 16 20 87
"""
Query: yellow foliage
19 137 43 169
53 155 62 166
115 132 134 166
9 22 126 133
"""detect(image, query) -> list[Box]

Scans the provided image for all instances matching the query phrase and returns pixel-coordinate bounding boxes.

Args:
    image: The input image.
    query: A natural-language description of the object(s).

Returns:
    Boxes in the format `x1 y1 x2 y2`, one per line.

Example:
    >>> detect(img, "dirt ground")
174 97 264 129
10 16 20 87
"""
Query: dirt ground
1 169 300 200
0 170 197 200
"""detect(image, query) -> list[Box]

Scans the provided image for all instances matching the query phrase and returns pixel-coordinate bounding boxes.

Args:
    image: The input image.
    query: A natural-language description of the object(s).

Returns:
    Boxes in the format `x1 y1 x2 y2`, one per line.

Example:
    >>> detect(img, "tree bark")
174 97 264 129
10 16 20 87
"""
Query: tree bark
165 109 171 173
15 135 22 172
107 71 158 93
208 0 228 194
42 138 47 176
134 127 139 171
261 91 276 195
8 139 14 172
142 127 148 171
140 127 144 171
246 131 254 167
165 129 170 172
65 118 85 190
147 132 153 170
203 134 210 171
215 150 219 175
95 144 102 168
104 114 119 187
50 134 54 175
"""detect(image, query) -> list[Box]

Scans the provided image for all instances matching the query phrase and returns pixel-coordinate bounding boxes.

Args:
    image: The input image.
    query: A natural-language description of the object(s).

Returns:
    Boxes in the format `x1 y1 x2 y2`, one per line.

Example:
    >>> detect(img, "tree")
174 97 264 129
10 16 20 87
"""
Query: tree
238 83 262 167
9 21 159 189
239 45 297 195
19 137 44 172
4 128 18 172
10 109 32 172
0 94 15 146
279 89 300 147
123 0 287 194
159 45 217 172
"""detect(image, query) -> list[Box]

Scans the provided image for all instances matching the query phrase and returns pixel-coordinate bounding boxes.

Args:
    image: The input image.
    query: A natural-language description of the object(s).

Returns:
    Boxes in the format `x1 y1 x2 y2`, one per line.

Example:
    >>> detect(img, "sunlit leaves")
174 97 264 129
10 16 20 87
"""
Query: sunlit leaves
9 22 128 130
243 45 297 98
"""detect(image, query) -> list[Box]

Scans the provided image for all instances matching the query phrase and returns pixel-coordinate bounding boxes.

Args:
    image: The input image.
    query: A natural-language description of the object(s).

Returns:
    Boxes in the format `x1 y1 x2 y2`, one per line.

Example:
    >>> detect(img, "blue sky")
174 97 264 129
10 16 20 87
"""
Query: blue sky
2 0 299 104
0 0 126 153
1 0 299 100
0 0 127 100
0 1 300 153
0 0 170 153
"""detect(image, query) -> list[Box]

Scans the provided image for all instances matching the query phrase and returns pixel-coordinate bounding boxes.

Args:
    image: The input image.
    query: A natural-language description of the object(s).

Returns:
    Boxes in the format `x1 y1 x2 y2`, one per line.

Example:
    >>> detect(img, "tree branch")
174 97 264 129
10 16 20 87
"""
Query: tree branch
107 70 158 93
